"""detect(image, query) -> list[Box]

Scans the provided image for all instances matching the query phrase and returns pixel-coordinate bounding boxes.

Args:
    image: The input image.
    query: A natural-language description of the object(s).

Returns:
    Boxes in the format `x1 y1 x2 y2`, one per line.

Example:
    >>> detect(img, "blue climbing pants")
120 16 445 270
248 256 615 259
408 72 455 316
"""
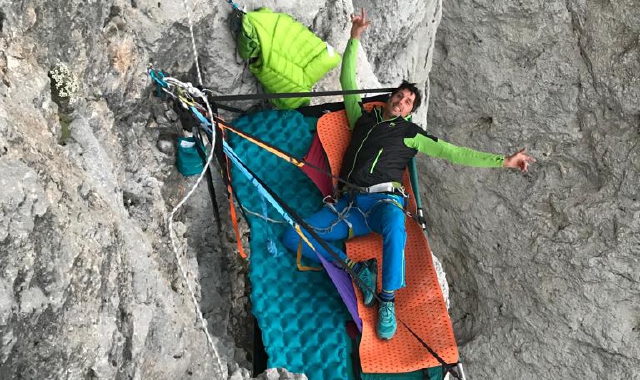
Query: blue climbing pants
282 192 407 291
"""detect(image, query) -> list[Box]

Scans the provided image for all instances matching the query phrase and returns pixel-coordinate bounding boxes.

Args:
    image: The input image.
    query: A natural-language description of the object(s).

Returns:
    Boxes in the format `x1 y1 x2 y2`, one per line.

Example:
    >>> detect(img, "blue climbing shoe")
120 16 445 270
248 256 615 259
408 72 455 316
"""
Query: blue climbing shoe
354 258 377 307
377 300 397 340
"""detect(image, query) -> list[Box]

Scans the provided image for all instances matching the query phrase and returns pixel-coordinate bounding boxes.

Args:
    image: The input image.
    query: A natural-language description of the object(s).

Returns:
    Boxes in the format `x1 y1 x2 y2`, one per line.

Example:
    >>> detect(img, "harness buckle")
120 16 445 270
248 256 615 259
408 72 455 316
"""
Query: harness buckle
363 182 405 194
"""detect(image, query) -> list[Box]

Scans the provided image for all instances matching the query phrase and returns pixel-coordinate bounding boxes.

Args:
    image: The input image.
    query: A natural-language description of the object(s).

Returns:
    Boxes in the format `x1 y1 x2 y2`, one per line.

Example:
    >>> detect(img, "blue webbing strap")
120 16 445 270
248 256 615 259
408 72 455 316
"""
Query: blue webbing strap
223 141 296 226
148 69 169 97
225 0 242 11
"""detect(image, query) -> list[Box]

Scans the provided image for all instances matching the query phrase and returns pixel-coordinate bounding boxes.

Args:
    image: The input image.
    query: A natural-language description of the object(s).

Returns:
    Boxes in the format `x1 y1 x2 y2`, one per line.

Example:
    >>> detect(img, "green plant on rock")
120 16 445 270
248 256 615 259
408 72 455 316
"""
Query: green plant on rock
48 61 78 145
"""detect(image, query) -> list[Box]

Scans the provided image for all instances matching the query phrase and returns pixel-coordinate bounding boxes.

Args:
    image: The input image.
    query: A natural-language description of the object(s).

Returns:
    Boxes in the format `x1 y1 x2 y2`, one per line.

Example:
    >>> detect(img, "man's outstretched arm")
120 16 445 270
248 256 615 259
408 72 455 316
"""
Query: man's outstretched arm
405 133 536 172
340 9 371 130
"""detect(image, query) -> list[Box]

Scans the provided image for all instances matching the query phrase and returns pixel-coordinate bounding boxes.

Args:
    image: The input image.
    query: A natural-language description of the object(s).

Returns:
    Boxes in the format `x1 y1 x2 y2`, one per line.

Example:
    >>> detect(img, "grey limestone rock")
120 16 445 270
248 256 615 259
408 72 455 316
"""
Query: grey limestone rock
426 0 640 379
0 0 638 379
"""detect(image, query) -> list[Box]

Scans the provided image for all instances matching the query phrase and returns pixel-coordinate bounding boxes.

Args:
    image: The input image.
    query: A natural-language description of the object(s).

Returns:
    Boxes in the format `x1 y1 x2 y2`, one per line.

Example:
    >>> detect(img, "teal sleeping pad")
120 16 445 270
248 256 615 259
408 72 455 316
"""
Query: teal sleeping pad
228 109 354 380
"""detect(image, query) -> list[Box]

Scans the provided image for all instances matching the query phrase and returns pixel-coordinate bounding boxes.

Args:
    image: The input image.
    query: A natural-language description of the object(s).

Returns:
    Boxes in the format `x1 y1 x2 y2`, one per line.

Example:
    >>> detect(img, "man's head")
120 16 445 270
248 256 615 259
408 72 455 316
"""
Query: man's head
385 81 422 119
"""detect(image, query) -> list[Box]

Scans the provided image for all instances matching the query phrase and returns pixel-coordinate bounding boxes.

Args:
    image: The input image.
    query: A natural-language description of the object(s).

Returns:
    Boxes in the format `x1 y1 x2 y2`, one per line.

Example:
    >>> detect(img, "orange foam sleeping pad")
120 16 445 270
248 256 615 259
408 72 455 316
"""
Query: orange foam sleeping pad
317 104 459 373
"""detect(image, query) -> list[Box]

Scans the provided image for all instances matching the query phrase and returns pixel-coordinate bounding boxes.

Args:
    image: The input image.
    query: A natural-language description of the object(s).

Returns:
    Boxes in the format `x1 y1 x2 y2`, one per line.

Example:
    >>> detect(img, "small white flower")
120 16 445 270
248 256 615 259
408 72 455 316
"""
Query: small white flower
49 61 79 104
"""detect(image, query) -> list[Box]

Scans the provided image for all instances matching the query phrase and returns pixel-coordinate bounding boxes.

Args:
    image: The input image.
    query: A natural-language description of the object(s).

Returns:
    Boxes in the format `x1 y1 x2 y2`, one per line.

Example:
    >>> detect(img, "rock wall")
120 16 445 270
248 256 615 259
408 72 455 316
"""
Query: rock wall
426 1 640 379
0 0 637 379
0 0 265 379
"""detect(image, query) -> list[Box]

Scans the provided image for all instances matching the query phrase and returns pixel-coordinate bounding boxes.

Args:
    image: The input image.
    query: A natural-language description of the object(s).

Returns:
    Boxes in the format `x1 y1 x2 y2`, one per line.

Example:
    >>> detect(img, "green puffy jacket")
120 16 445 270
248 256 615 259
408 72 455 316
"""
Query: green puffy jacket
237 8 341 109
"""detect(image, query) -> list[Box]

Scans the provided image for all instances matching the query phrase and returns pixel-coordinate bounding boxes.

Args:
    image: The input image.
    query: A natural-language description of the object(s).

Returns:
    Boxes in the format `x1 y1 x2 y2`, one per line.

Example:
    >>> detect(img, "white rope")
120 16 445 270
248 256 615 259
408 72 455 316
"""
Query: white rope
183 1 205 86
168 151 223 376
166 0 225 377
241 205 287 224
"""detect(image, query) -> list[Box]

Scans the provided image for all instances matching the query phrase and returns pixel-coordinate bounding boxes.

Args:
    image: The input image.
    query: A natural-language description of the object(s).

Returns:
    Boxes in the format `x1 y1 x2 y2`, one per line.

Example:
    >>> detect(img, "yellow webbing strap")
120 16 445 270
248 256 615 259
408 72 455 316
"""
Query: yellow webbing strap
344 219 355 240
296 241 323 272
295 227 323 272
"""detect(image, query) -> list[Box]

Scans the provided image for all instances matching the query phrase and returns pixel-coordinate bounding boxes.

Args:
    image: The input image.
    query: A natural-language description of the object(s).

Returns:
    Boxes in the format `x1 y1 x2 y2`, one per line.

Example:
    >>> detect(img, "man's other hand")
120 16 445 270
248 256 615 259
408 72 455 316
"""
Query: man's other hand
504 148 536 172
350 9 371 39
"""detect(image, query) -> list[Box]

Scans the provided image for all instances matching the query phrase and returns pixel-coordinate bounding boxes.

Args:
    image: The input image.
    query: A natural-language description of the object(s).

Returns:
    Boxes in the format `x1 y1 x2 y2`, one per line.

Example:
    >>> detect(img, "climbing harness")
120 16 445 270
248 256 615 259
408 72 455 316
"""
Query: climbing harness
356 181 406 195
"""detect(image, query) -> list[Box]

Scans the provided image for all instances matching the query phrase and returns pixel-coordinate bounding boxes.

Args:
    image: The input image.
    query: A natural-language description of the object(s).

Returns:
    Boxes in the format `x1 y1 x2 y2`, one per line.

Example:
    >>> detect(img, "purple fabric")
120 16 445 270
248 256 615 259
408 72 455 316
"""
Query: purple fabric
316 252 362 331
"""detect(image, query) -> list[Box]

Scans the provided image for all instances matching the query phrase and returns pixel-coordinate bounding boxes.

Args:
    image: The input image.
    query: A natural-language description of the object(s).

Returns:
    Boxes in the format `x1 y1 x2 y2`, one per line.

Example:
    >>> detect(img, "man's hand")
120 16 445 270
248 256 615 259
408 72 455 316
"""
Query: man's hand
350 9 371 39
503 148 536 172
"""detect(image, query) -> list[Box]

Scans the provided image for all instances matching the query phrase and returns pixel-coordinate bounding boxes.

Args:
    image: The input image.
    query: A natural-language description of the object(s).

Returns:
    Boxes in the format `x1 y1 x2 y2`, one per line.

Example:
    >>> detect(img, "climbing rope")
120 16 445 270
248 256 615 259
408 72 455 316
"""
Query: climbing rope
166 0 224 377
241 205 287 224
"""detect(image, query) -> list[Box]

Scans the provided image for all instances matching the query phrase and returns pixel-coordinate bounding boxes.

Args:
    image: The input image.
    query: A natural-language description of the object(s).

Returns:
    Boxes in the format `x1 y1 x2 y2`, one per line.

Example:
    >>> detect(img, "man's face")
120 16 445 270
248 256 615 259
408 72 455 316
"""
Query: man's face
386 89 416 118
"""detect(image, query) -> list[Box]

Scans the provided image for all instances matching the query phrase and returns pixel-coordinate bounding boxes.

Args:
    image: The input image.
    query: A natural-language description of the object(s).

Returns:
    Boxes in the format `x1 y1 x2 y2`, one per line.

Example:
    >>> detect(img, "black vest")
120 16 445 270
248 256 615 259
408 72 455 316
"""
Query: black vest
340 107 424 188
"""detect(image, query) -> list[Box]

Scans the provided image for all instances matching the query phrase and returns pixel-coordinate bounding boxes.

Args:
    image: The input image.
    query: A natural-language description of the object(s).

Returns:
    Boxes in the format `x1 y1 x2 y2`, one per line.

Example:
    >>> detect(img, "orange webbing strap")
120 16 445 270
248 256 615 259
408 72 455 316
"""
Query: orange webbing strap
223 129 248 260
317 105 459 373
296 241 323 272
228 191 247 259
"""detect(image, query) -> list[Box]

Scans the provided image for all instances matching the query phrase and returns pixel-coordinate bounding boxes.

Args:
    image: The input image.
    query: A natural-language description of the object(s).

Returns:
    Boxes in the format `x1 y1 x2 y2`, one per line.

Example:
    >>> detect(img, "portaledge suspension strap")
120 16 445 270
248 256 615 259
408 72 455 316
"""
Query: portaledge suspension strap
148 68 393 103
206 87 395 102
192 127 223 233
408 157 429 234
191 107 249 259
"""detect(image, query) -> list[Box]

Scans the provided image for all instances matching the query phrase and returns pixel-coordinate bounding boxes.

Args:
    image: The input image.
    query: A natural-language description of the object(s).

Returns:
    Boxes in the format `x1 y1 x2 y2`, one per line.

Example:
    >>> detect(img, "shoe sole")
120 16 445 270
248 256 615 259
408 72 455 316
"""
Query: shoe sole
377 326 397 340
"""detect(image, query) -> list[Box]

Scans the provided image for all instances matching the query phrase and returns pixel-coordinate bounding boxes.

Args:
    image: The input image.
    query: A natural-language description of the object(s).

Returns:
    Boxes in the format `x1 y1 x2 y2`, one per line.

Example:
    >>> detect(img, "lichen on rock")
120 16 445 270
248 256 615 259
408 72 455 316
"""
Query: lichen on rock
48 61 79 105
